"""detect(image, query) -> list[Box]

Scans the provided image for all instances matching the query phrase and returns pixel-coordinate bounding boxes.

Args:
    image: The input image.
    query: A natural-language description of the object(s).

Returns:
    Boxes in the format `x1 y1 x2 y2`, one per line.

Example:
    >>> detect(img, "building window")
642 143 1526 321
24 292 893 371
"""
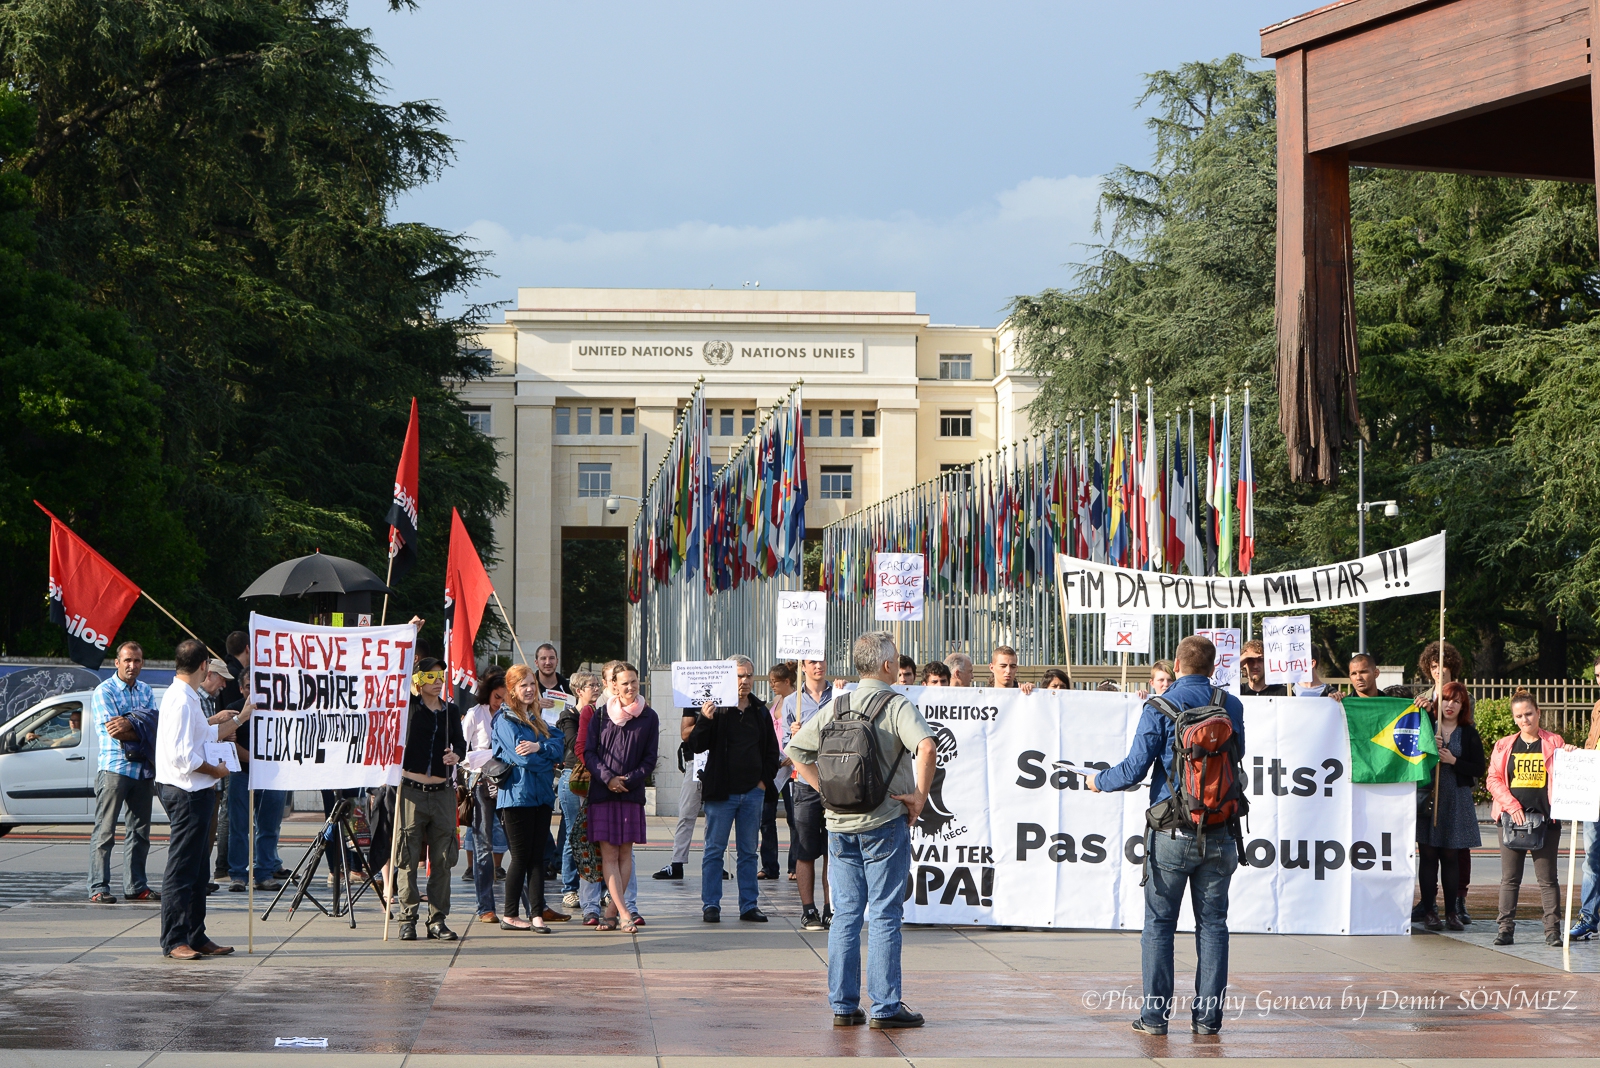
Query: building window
819 410 833 437
840 410 855 438
578 463 612 498
940 410 973 438
555 407 571 435
598 407 614 435
939 353 973 380
802 409 812 436
862 410 876 437
741 409 756 435
940 462 973 489
719 409 734 437
621 408 635 435
577 407 593 435
820 465 853 500
464 407 491 435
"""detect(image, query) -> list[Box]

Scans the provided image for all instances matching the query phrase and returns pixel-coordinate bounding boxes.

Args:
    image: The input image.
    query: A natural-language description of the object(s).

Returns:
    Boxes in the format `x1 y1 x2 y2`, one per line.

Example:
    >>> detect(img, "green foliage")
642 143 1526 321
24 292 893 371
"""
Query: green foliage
0 1 507 657
1473 697 1513 750
561 539 628 674
1010 56 1600 678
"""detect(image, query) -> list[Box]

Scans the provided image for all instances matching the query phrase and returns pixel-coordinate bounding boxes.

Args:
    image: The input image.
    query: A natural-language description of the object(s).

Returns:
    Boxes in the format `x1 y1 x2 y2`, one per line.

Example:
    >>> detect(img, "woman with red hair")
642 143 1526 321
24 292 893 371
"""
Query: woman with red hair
1416 681 1484 931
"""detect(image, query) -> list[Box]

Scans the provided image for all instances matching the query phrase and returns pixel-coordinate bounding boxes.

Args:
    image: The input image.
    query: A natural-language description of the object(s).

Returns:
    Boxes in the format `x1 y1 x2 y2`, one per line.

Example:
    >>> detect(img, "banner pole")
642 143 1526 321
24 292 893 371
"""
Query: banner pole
137 590 217 659
491 589 529 665
380 555 395 626
1120 651 1128 692
383 788 401 941
1566 821 1580 957
247 790 254 953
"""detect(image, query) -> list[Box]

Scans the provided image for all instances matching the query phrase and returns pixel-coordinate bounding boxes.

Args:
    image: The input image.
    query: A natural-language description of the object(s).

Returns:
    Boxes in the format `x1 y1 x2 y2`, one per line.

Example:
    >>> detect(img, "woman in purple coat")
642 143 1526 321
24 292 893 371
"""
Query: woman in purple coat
582 661 658 933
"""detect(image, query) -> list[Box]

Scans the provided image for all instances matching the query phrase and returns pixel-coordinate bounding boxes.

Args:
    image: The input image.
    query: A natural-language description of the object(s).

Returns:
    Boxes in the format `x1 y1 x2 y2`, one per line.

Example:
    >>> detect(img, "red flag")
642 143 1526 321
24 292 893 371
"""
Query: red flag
37 502 141 670
386 398 421 584
443 508 494 700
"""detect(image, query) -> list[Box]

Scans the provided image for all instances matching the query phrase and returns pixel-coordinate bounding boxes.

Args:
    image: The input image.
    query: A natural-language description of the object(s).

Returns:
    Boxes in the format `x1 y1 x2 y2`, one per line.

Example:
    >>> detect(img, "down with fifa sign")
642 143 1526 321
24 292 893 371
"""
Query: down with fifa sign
892 686 1426 935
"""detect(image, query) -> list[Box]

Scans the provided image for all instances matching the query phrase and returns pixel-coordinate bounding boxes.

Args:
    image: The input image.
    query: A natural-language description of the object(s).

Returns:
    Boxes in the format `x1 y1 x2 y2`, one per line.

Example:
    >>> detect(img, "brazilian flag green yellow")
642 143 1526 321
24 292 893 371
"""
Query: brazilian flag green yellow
1343 696 1438 783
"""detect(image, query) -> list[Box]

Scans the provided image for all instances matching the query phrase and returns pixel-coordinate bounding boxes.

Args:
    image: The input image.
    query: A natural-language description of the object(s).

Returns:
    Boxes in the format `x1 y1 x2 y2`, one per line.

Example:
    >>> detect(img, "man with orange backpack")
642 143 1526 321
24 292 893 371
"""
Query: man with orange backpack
1086 635 1246 1038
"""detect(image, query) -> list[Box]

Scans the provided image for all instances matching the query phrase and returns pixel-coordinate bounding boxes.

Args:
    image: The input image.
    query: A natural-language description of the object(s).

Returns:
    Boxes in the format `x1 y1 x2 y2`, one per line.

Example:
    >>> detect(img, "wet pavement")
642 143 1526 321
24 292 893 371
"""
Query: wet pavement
4 821 1600 1064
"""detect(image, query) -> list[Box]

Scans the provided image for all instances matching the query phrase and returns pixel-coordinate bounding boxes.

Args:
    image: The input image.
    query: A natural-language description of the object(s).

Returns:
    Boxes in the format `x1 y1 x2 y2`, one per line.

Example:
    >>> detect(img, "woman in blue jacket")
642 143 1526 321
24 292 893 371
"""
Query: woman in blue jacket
492 664 560 932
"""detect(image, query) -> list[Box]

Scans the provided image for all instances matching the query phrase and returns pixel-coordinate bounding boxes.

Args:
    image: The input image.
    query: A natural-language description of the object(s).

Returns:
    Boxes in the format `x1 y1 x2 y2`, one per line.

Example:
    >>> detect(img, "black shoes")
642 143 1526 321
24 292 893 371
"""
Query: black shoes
1456 896 1472 923
427 920 458 941
254 879 283 892
1546 930 1564 947
740 908 768 923
1131 1019 1167 1036
398 921 418 941
801 906 825 931
702 906 721 923
1494 929 1514 945
653 863 684 880
1445 914 1464 932
1192 1022 1220 1035
822 906 833 928
870 1004 925 1029
1422 911 1444 931
833 1009 867 1027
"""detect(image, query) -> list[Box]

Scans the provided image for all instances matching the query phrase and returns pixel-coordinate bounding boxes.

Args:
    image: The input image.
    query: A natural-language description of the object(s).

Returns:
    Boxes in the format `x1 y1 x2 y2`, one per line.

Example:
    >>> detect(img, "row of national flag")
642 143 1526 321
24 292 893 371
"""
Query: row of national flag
40 397 498 704
821 385 1258 601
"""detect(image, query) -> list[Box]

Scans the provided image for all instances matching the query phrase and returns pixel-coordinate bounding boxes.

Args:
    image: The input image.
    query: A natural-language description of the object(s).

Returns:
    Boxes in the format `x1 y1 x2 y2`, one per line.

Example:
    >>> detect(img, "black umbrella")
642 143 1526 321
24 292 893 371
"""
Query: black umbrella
239 550 393 599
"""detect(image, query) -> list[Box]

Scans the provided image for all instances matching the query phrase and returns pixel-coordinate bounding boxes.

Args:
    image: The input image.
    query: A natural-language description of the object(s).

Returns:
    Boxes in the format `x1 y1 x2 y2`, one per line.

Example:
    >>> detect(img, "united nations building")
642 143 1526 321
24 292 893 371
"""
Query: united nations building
461 288 1037 653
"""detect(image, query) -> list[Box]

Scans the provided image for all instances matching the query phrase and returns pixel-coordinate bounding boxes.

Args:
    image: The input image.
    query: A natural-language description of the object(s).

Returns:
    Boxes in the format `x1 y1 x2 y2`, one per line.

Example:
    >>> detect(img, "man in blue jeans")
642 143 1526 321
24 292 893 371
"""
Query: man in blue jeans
788 631 936 1030
1087 634 1245 1037
685 654 780 923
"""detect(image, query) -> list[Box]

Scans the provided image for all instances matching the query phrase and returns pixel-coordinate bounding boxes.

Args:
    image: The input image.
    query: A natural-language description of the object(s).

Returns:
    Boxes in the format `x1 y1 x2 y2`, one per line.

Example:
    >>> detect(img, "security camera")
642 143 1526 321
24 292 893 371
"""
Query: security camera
1384 502 1399 518
605 496 621 515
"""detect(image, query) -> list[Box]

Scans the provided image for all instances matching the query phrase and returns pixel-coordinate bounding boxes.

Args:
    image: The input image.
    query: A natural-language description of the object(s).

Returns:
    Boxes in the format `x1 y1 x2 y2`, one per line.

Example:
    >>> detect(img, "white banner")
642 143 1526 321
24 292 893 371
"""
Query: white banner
775 591 827 659
671 659 738 708
895 687 1415 935
245 614 415 791
1056 532 1445 614
1551 749 1600 822
874 553 925 621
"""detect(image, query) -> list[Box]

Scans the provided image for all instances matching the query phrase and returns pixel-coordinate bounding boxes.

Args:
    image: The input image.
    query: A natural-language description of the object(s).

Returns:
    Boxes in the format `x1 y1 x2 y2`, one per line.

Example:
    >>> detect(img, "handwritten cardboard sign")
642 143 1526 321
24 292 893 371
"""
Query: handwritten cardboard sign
1551 748 1600 822
1263 614 1313 685
874 553 925 621
1194 627 1241 694
1102 612 1152 655
775 591 827 659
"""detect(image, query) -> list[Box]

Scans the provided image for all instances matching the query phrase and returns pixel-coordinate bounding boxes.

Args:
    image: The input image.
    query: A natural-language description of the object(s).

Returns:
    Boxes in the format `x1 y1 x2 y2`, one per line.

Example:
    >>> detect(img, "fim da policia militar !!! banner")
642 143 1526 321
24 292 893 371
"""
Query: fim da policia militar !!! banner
246 613 415 791
898 687 1416 935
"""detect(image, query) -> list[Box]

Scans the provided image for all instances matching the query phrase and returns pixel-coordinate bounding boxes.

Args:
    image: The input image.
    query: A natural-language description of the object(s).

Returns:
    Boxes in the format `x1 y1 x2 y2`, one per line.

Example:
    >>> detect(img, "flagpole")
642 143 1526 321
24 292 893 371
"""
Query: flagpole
380 554 394 626
491 589 528 665
247 790 254 954
137 590 218 659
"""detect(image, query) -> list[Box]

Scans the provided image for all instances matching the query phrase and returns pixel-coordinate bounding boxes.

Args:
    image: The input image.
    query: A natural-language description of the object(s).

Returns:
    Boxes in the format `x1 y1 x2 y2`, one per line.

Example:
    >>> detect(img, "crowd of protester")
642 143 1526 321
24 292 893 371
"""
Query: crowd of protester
78 616 1600 1026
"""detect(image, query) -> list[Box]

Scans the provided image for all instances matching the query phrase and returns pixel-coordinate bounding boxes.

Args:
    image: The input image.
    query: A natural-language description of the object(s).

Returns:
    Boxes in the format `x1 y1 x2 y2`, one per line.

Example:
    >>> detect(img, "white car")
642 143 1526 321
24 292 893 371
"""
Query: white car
0 689 170 833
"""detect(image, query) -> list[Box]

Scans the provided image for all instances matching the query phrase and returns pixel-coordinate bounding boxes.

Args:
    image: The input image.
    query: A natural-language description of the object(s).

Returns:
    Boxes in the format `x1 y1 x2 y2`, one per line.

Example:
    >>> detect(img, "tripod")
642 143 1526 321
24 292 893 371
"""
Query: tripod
260 797 379 927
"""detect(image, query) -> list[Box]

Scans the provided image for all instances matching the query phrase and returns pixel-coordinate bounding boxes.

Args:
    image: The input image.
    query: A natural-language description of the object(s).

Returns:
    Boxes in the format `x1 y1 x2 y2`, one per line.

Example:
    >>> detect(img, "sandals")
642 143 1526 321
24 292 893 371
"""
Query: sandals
595 918 618 931
620 921 639 934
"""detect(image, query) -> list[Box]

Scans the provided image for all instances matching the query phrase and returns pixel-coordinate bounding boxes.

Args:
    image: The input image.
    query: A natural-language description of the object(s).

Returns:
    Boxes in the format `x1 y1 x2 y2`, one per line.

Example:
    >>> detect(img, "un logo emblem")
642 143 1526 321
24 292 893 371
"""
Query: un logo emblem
702 340 733 366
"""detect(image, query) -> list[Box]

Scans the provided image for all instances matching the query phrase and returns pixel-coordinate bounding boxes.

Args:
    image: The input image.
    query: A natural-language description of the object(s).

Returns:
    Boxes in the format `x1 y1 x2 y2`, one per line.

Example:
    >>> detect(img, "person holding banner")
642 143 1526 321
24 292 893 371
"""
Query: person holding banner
1486 692 1575 947
1085 635 1244 1037
1238 641 1288 697
896 656 918 685
764 662 799 880
686 655 780 923
583 662 658 934
1415 682 1484 932
154 640 241 960
920 662 951 686
492 665 563 932
1040 668 1070 690
943 652 973 687
395 657 467 942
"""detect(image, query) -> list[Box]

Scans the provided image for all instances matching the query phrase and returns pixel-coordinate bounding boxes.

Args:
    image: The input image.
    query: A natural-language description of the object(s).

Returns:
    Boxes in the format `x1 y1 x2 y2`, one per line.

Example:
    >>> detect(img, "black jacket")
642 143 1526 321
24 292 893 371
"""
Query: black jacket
685 694 780 804
400 695 467 778
1439 722 1486 788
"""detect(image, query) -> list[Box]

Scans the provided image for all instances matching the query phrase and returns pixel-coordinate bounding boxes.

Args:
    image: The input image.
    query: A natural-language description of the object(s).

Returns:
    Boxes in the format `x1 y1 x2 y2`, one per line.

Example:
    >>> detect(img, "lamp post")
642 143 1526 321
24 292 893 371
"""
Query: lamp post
1356 439 1400 653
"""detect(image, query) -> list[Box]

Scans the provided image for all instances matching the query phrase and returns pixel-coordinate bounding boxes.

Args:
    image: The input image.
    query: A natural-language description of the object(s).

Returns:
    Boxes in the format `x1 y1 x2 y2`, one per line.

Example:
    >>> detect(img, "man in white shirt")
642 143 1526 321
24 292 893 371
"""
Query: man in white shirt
155 640 240 960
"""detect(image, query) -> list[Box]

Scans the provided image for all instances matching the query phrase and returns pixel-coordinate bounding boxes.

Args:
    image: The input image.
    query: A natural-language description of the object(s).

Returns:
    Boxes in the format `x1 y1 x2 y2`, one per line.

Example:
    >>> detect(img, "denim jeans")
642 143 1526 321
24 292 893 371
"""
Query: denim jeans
224 771 250 881
87 771 153 896
252 789 288 876
702 786 764 913
1582 820 1600 924
558 770 583 893
1141 829 1238 1032
469 779 501 916
827 817 912 1018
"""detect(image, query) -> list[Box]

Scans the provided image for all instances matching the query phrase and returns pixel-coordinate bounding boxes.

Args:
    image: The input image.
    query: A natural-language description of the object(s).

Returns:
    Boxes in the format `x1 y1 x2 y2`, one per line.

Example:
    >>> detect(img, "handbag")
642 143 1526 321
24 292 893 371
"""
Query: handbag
568 762 591 797
456 781 475 827
481 756 514 790
1501 810 1547 851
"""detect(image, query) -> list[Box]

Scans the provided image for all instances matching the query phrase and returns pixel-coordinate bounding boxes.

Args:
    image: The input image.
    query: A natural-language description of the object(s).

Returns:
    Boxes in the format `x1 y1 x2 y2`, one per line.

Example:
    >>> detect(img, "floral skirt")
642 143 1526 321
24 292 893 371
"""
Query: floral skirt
570 801 605 883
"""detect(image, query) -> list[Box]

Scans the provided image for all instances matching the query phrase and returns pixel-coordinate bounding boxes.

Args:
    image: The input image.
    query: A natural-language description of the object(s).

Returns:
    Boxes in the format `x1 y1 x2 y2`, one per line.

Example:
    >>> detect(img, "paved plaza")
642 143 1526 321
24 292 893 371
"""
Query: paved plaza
3 817 1600 1066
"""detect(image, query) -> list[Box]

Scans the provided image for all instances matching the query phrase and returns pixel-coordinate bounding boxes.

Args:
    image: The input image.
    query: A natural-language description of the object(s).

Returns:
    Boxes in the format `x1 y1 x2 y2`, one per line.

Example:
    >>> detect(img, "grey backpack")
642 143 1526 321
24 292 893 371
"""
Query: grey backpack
815 690 902 813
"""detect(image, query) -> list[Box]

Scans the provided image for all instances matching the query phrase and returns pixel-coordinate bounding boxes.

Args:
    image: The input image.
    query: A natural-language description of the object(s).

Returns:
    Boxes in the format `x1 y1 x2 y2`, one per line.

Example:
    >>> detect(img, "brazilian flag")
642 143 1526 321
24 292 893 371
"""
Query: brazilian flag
1343 696 1438 783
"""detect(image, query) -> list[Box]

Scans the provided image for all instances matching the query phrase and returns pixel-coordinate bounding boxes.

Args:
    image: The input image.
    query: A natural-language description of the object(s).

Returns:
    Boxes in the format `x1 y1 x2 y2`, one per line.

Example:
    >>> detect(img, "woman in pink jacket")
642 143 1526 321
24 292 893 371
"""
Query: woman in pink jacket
1484 692 1575 946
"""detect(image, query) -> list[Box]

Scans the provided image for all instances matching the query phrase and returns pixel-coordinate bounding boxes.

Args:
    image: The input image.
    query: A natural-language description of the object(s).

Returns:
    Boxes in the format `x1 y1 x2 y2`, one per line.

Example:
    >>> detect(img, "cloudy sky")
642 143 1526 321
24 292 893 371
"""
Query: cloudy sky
352 1 1293 325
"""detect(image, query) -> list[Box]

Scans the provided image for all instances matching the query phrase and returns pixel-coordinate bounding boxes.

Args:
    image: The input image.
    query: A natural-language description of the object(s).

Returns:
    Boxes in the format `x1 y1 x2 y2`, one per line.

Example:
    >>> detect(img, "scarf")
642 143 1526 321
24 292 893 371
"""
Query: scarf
607 694 644 725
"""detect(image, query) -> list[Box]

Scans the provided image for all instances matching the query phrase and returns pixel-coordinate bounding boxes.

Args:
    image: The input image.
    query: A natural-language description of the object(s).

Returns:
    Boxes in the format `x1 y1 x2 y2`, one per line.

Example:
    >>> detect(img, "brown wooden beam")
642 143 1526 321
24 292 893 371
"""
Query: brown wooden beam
1276 49 1360 486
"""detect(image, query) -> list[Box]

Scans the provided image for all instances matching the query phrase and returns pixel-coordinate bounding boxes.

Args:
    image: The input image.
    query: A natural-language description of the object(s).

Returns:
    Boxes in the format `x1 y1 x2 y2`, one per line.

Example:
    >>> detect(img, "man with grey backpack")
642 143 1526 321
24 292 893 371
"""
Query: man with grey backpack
787 631 936 1031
